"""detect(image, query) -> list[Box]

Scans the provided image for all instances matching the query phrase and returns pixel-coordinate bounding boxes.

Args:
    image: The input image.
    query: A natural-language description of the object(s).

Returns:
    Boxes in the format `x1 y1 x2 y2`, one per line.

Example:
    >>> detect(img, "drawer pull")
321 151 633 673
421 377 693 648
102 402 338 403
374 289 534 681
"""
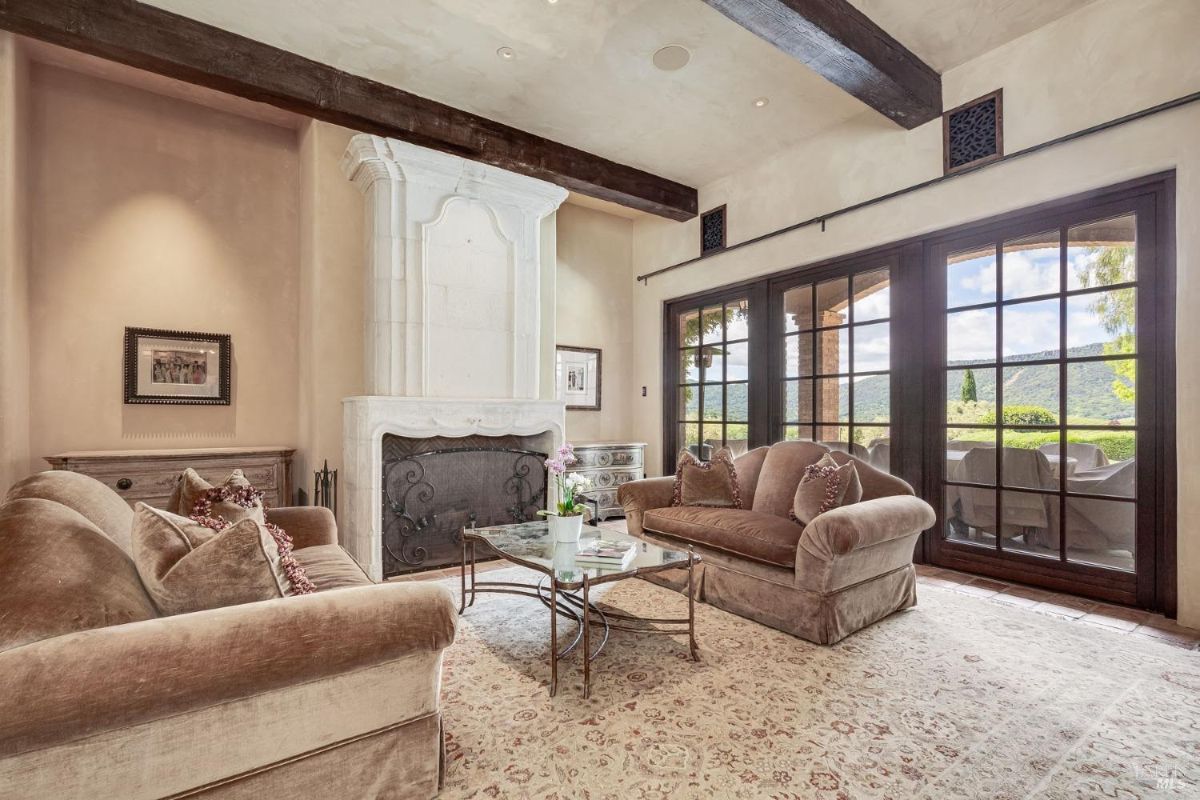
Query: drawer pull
116 478 133 491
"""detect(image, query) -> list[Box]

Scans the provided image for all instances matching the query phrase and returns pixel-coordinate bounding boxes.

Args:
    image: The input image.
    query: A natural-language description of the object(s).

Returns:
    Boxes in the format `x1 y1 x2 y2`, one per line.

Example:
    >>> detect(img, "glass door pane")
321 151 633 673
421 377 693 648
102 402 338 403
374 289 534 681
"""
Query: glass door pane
778 265 891 471
675 297 752 460
940 214 1138 573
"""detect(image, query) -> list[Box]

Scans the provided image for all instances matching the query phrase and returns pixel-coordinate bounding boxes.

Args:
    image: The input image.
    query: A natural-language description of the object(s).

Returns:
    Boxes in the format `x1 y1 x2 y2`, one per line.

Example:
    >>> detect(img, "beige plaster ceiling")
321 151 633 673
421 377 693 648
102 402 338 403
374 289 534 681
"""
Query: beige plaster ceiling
140 0 868 186
142 0 1096 188
846 0 1100 72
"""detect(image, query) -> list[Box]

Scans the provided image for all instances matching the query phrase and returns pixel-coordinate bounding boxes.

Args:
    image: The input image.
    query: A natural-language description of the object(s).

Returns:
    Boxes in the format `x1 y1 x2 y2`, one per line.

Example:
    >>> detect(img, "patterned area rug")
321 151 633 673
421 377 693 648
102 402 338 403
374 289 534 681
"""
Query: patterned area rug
438 568 1198 799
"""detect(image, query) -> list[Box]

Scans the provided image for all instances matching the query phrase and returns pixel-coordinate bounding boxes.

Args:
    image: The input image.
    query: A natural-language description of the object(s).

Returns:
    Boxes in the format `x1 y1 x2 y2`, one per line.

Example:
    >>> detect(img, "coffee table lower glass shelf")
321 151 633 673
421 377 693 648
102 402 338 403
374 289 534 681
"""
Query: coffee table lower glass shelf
459 521 699 698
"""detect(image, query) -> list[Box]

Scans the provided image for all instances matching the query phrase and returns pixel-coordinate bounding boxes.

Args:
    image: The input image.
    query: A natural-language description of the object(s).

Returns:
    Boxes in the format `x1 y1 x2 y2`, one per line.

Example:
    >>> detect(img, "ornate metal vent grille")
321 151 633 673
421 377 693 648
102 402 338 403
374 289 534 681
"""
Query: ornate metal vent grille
700 205 726 254
380 434 547 577
944 90 1003 174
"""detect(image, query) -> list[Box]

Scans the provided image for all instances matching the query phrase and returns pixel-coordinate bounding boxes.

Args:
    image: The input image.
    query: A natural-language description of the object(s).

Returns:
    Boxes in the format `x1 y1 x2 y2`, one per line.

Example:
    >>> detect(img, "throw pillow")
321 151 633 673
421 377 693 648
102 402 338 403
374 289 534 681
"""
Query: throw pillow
791 453 863 525
672 448 742 508
130 504 313 616
167 468 265 526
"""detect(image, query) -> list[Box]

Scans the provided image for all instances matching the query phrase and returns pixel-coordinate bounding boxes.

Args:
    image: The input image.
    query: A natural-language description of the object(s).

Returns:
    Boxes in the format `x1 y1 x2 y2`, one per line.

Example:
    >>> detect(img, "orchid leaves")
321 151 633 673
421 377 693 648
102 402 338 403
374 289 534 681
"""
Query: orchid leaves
541 442 593 517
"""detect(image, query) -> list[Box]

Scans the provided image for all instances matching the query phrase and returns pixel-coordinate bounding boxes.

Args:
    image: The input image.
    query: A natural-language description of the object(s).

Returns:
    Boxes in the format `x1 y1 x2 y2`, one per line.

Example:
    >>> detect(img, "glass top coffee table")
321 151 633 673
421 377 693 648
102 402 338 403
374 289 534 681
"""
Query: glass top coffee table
459 521 699 698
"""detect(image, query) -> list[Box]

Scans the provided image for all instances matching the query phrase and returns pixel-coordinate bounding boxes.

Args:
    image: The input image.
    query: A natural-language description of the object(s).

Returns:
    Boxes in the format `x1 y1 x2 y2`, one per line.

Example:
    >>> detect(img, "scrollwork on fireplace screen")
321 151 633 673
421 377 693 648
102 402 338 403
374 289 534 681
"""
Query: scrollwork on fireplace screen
380 446 547 576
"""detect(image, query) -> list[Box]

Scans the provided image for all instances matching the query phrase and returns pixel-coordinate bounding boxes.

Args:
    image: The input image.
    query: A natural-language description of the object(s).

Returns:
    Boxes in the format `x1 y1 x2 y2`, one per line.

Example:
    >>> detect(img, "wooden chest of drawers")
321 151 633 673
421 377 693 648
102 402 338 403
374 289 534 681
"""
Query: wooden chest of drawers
45 447 295 510
565 441 646 522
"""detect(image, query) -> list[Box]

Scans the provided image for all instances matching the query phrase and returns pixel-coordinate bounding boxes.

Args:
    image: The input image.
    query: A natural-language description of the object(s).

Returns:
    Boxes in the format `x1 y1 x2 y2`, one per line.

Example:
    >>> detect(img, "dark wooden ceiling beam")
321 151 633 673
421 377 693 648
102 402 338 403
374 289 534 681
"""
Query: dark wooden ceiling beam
0 0 698 220
701 0 941 129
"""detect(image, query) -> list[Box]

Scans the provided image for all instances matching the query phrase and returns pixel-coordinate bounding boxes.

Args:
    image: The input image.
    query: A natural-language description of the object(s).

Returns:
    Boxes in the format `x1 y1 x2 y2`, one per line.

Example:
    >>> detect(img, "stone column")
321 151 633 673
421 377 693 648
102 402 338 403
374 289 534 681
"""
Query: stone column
815 310 844 427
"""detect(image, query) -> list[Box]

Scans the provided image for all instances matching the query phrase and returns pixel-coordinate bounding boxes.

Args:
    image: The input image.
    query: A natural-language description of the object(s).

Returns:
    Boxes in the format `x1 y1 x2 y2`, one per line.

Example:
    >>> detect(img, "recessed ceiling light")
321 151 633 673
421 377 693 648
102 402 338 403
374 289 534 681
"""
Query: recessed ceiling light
752 96 770 108
497 46 515 60
547 0 559 4
652 45 691 72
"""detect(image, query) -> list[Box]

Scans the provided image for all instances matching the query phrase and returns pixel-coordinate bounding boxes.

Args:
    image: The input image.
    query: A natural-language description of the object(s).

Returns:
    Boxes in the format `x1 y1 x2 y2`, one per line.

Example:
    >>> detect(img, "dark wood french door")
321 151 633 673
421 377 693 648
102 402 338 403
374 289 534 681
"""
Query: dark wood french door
924 185 1172 609
766 253 901 472
662 283 770 465
661 174 1175 612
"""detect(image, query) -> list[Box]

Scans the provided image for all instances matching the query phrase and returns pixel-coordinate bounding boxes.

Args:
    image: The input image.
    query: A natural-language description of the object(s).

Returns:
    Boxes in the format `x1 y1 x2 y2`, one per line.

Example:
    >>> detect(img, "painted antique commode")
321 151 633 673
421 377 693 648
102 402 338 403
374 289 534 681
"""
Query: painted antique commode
565 441 647 521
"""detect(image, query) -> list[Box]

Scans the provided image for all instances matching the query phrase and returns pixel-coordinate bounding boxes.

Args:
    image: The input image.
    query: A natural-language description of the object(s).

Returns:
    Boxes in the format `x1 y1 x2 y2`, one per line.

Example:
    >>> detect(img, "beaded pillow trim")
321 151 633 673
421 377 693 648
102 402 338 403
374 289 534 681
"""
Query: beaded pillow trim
190 484 316 595
789 462 844 524
671 449 743 509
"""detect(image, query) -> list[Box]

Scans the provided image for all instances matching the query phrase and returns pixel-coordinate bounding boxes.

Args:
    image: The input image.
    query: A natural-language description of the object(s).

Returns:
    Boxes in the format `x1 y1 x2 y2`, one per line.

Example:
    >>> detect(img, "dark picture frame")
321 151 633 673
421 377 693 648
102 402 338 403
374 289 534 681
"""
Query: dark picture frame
556 345 602 411
124 327 231 405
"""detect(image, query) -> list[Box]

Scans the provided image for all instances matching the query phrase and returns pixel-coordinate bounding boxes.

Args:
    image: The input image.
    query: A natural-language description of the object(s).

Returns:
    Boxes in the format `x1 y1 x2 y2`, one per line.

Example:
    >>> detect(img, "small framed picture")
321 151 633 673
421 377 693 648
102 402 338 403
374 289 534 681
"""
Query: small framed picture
124 327 231 405
556 345 602 411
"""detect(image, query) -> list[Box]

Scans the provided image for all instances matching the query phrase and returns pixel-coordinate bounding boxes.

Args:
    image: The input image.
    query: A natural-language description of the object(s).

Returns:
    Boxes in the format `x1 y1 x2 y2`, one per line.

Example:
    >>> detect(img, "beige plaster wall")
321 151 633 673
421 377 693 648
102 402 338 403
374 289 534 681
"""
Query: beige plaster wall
26 64 302 470
0 34 30 493
7 55 630 503
628 0 1200 625
555 203 637 444
296 120 364 501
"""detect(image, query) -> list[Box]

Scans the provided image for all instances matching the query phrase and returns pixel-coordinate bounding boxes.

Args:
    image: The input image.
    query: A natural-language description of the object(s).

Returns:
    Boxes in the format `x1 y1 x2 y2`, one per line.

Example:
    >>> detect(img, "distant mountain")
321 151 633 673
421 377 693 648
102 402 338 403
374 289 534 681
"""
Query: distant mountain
711 344 1133 425
850 343 1134 422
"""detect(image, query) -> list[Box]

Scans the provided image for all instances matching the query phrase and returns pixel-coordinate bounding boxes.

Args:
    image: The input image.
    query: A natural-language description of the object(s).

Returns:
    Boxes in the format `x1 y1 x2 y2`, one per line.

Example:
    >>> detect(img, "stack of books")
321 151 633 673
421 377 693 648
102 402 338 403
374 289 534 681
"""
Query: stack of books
574 538 637 570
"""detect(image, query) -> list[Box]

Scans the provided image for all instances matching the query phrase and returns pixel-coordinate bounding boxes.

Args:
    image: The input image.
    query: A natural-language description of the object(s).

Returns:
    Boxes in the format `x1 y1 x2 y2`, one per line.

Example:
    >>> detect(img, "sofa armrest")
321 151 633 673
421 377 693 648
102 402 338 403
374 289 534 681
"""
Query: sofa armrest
0 582 456 756
266 505 338 550
618 477 675 535
799 495 935 561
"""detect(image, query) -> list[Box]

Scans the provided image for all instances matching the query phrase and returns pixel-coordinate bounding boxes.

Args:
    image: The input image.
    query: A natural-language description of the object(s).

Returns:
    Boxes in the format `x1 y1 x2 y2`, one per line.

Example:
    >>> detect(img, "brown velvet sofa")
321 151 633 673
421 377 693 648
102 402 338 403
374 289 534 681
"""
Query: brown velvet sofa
0 471 456 800
619 441 935 644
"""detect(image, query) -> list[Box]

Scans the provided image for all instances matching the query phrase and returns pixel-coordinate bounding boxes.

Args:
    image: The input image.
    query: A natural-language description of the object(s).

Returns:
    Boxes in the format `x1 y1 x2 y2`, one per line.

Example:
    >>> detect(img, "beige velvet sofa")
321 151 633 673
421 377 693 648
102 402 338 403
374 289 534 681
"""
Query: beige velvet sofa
619 441 935 644
0 471 456 800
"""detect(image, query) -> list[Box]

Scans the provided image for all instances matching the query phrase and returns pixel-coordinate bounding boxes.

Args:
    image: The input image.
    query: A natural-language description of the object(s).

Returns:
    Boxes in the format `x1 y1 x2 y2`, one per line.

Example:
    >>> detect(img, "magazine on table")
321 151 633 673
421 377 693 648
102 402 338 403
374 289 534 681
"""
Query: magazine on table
575 538 636 565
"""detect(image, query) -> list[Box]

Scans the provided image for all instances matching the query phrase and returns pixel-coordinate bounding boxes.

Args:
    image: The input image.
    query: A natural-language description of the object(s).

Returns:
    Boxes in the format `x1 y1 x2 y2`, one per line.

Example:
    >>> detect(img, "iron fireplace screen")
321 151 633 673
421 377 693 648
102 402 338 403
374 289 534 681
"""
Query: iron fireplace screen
381 436 547 577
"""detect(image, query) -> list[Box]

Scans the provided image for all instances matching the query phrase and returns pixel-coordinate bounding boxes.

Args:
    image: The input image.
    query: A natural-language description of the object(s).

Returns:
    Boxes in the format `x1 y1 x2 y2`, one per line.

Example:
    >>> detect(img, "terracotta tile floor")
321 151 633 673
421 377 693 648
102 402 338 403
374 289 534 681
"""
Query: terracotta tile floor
913 564 1200 649
391 523 1200 651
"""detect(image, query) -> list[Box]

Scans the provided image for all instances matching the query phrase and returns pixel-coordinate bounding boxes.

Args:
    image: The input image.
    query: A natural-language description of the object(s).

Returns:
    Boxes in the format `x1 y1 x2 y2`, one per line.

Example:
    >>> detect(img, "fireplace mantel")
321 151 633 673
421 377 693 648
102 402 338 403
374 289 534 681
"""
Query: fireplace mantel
342 397 564 579
339 135 568 580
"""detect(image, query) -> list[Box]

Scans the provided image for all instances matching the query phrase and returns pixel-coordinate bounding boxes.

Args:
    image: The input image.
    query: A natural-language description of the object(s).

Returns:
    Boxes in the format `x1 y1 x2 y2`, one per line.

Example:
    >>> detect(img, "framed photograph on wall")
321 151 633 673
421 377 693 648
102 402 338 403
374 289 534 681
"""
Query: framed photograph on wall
556 345 601 411
124 327 231 405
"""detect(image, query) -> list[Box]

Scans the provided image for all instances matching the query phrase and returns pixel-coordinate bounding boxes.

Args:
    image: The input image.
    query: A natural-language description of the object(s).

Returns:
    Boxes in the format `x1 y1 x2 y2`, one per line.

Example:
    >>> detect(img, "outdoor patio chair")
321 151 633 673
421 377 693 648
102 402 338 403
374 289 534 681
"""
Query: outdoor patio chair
1039 442 1110 472
822 441 869 460
955 448 1055 542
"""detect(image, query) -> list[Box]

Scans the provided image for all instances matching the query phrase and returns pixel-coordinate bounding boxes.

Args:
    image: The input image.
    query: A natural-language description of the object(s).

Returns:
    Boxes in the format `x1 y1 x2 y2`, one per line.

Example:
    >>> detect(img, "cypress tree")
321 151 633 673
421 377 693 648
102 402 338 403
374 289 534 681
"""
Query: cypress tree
961 368 978 403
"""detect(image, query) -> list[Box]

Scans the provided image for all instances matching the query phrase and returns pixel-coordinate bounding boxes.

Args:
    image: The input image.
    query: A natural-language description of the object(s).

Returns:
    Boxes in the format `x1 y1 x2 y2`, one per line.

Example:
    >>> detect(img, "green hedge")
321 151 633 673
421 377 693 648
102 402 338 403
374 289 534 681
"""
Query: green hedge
980 405 1059 426
998 429 1136 461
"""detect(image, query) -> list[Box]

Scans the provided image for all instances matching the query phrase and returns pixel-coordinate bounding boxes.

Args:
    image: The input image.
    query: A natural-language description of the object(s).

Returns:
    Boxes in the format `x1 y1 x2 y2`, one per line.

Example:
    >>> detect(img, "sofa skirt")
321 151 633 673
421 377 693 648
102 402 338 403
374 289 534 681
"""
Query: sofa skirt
701 561 917 645
175 713 442 800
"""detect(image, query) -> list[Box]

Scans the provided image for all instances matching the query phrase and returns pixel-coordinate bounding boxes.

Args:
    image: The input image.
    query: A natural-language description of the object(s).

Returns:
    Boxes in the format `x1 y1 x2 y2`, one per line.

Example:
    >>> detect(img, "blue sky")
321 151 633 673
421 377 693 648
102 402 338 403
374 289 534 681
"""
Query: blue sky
688 244 1132 389
946 245 1133 363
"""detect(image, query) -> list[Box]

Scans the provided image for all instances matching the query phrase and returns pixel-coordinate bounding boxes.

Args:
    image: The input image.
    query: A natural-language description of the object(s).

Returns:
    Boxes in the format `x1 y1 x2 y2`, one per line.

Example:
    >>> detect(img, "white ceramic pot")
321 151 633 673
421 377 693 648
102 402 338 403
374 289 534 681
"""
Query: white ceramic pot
552 541 580 581
549 514 584 544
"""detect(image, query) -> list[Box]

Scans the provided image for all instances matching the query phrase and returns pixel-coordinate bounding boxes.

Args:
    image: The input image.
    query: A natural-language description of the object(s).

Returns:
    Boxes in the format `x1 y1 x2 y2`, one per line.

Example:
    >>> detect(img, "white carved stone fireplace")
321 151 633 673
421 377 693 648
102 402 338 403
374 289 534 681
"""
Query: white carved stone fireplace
340 135 567 580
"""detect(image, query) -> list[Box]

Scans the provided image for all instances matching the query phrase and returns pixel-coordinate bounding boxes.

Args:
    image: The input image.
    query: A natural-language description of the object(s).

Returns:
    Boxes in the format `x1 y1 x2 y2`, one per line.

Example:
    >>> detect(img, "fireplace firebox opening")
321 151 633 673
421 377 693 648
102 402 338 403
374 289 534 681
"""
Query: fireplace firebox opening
380 433 551 577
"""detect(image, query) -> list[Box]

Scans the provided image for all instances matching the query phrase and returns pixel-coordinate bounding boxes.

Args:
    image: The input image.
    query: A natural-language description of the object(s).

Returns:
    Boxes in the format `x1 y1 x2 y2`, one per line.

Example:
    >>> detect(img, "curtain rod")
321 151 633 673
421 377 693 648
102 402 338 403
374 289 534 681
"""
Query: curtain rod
637 90 1200 284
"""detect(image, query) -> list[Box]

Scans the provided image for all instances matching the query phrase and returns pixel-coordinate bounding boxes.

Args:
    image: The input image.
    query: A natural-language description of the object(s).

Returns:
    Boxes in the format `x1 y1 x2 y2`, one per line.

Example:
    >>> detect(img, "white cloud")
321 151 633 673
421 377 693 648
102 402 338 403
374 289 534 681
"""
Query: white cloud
947 308 996 361
945 246 1128 362
854 324 890 371
1002 249 1059 299
1002 300 1058 357
948 256 995 307
1066 296 1122 351
854 286 890 320
723 342 750 381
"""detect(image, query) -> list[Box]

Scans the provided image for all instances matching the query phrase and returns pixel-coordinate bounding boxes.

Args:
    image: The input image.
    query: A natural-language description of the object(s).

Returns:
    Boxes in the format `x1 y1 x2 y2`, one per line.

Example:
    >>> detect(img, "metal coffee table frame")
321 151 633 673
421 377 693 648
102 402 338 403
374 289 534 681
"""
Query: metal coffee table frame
459 533 699 698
